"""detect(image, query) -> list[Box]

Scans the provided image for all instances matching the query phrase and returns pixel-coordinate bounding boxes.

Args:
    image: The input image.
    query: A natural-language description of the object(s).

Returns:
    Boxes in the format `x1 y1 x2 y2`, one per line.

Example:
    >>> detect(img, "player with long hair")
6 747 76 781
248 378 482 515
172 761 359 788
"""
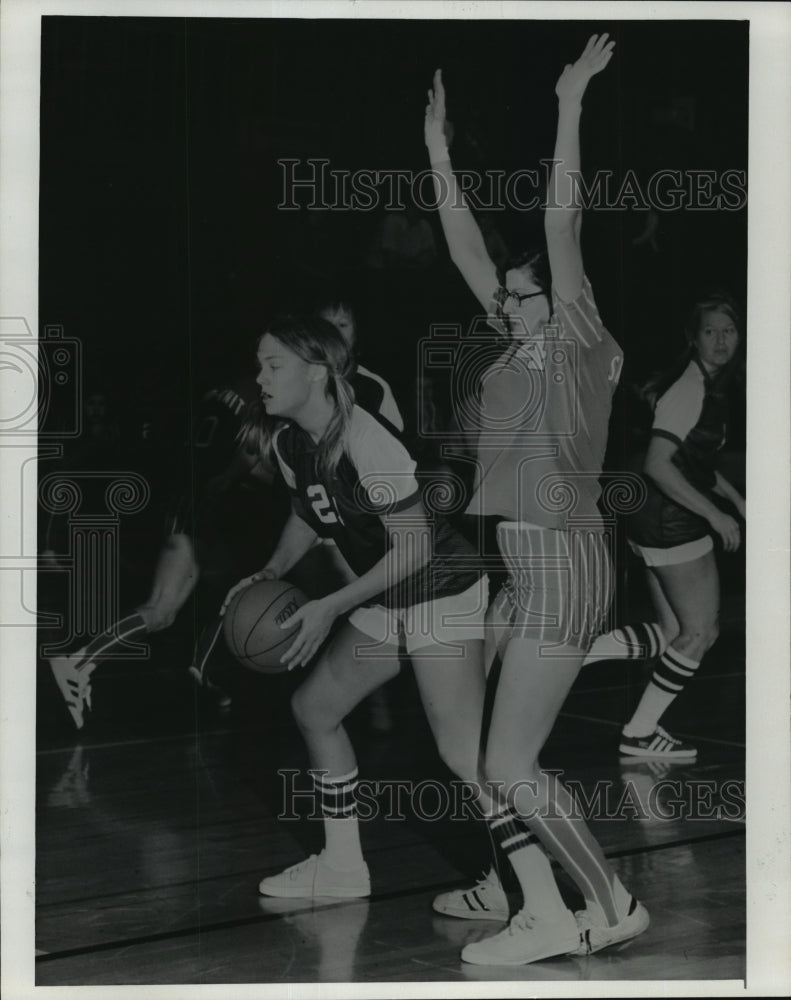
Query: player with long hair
423 35 650 964
224 312 493 900
619 290 745 758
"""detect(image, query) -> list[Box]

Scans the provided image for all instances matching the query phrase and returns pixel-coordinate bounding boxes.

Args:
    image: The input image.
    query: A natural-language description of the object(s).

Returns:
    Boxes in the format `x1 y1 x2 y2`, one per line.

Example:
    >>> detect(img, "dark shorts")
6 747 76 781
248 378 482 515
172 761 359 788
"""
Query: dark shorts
628 481 712 550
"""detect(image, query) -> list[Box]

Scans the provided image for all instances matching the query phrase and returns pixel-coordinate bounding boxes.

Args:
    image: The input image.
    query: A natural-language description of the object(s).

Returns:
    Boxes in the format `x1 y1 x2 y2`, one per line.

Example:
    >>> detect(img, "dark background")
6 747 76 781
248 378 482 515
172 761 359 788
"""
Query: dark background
39 16 748 439
37 15 747 627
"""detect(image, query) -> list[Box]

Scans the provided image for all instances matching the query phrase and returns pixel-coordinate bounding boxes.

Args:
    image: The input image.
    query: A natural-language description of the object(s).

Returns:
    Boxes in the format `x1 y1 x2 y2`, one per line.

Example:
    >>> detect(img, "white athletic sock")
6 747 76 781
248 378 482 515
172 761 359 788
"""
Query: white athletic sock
624 646 700 737
488 806 568 921
583 875 633 926
315 768 365 871
584 622 666 667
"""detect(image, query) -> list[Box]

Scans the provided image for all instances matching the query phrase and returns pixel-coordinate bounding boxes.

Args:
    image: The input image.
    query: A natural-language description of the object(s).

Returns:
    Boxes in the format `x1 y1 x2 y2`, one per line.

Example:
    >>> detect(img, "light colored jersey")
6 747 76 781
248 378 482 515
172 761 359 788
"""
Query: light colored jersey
355 364 404 433
466 275 622 530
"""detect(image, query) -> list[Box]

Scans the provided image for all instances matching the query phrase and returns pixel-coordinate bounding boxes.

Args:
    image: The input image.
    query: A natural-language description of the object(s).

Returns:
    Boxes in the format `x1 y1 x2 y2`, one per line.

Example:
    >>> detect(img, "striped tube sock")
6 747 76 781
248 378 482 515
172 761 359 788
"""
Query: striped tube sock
583 622 666 666
522 782 632 927
314 768 365 871
623 646 701 738
489 806 569 921
70 612 150 674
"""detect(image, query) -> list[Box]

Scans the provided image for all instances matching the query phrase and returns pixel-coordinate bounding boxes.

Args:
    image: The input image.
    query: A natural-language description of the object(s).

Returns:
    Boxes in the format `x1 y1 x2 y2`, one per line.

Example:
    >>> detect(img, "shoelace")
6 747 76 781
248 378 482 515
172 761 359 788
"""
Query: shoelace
654 725 679 745
287 855 317 879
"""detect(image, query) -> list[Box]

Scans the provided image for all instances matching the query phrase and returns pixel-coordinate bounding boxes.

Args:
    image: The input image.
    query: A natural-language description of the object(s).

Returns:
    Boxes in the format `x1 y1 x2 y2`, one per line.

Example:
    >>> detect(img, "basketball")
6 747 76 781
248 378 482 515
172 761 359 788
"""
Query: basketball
223 578 307 674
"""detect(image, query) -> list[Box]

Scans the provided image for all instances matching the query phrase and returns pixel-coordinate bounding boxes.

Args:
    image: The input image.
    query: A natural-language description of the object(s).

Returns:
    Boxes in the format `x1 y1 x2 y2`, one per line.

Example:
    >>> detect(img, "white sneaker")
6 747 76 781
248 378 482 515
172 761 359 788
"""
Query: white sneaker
460 906 579 965
433 868 508 922
258 852 371 899
619 725 697 759
50 654 95 730
572 897 650 955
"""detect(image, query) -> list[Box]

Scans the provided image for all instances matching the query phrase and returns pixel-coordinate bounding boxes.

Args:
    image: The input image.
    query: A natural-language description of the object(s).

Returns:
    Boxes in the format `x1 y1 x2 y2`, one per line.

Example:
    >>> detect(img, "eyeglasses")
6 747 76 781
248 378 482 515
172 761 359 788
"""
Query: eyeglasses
507 289 545 305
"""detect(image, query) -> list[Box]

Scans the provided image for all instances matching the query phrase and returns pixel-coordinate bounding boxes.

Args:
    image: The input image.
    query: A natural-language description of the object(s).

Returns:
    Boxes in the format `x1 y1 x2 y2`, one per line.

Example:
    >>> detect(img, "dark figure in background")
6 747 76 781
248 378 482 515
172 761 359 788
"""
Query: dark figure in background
48 376 287 729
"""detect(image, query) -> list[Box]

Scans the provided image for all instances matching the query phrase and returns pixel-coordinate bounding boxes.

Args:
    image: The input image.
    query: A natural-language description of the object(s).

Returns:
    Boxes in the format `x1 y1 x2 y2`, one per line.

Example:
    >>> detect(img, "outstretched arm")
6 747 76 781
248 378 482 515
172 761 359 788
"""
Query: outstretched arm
425 69 498 310
545 33 615 303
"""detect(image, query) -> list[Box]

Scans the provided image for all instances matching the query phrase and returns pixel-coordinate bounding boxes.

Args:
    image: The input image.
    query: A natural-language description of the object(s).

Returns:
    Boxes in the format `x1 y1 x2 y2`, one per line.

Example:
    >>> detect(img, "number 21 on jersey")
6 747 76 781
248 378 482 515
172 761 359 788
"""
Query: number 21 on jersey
307 484 341 525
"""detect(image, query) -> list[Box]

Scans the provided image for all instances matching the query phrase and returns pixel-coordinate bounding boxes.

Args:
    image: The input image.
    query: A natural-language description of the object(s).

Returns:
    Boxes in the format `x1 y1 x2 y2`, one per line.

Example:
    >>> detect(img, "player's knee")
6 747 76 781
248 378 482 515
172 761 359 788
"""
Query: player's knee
436 739 479 785
675 618 719 658
482 747 540 800
705 617 720 649
291 687 339 736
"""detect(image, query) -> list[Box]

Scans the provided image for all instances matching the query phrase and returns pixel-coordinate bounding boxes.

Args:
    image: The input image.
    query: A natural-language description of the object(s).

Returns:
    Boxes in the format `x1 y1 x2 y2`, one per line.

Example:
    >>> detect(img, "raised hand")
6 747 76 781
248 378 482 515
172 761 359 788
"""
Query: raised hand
555 33 615 105
424 68 448 148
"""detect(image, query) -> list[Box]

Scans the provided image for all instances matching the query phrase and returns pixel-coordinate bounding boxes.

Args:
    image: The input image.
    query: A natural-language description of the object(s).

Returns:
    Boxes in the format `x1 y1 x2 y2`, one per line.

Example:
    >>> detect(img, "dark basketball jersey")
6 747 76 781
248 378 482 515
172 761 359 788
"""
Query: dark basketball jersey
272 406 481 609
629 358 729 548
466 275 622 531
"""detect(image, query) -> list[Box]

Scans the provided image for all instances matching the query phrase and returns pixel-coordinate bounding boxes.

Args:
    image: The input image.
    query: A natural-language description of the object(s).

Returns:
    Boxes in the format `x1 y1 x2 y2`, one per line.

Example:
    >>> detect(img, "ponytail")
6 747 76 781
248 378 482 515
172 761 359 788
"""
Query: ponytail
318 371 355 480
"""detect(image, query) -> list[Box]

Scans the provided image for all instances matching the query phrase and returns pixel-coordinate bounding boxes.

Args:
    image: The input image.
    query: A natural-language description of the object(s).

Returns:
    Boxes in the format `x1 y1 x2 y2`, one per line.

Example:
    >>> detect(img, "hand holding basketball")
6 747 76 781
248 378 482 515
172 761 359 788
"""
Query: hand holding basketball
222 567 276 614
223 578 308 674
279 596 340 671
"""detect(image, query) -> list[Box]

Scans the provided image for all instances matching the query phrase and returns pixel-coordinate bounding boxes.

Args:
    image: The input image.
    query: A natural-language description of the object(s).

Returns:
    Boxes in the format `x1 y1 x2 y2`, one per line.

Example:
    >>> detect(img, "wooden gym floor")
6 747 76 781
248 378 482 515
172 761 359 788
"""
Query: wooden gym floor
35 588 745 988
